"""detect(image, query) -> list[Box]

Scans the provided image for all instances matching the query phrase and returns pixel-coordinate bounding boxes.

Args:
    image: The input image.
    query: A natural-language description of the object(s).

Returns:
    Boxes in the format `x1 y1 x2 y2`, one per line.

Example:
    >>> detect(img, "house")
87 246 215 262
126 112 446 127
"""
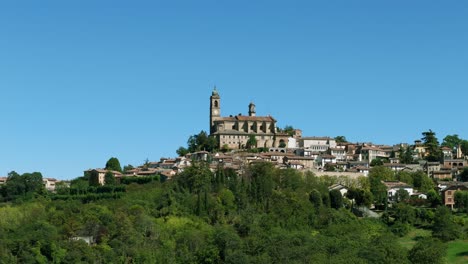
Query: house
84 169 123 185
443 159 467 170
330 147 347 161
383 181 414 201
329 183 348 196
383 163 407 172
432 170 452 180
317 154 337 168
359 145 389 162
43 178 58 191
297 137 337 153
287 161 304 170
283 156 315 169
413 140 427 159
440 184 468 209
0 177 7 185
441 146 454 159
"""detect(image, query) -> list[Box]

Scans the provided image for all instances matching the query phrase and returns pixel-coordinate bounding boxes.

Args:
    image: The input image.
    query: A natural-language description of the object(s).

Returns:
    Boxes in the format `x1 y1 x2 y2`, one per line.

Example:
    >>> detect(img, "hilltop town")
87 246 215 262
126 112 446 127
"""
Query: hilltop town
2 89 468 263
3 89 468 210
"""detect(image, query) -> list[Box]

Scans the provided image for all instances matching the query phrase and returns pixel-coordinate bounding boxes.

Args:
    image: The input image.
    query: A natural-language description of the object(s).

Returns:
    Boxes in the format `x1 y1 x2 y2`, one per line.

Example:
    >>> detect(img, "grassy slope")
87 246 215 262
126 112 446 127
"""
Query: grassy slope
398 228 431 250
446 240 468 264
398 227 468 263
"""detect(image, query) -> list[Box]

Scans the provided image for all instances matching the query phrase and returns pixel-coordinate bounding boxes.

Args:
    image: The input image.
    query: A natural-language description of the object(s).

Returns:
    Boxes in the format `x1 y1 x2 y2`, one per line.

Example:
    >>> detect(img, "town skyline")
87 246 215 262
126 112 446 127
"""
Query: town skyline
1 1 467 179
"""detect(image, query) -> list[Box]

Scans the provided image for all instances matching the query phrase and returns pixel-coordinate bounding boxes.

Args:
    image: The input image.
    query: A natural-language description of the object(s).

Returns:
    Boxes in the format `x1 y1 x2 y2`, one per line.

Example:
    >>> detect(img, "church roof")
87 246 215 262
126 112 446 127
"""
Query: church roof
214 115 276 122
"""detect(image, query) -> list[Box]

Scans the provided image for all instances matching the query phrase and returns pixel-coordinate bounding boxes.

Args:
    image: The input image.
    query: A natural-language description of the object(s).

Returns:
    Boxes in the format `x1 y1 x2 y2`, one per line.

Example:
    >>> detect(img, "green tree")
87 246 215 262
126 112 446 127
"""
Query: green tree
408 237 447 264
282 125 295 137
309 189 322 209
370 158 383 167
105 157 122 172
187 131 217 152
368 166 394 205
426 189 442 207
329 190 343 209
454 191 468 213
421 130 442 162
123 164 134 173
398 146 414 164
432 206 460 241
395 189 409 203
176 146 189 156
411 171 434 193
246 135 257 149
461 140 468 156
458 167 468 182
442 134 462 150
104 171 116 185
334 136 347 143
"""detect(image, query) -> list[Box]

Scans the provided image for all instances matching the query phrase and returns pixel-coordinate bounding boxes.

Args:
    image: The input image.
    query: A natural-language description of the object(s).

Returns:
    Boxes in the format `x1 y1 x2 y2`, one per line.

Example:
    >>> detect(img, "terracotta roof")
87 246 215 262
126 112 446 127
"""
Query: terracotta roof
235 115 276 122
301 136 333 140
285 156 315 161
384 163 406 167
382 181 412 189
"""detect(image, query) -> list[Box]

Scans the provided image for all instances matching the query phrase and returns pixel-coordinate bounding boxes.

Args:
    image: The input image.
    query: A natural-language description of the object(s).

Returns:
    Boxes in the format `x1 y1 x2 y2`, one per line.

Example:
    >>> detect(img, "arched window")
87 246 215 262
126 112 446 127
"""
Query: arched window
214 100 219 107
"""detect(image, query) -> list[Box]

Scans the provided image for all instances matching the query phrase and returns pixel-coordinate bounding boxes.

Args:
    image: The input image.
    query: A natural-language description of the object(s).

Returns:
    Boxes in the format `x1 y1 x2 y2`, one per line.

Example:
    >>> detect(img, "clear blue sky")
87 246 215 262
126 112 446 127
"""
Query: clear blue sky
1 1 467 179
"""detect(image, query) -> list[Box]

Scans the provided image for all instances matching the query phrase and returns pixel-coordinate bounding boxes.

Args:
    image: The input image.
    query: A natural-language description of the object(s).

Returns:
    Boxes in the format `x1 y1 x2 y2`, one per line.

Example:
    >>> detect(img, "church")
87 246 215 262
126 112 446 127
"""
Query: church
209 88 288 149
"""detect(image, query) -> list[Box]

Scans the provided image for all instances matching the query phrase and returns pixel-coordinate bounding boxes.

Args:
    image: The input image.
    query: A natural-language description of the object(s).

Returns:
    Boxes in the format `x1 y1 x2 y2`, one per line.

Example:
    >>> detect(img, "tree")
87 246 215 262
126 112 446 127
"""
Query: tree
329 190 343 209
421 130 442 162
411 171 434 193
461 140 468 156
105 157 122 172
442 134 462 150
309 189 322 209
432 206 460 241
368 166 394 205
4 171 45 199
282 125 295 137
187 131 217 153
334 136 347 143
454 191 468 213
408 237 447 264
246 135 257 149
398 146 414 164
370 158 383 167
123 164 134 173
176 146 189 157
395 189 409 203
104 171 116 185
458 167 468 182
347 188 373 207
426 189 442 207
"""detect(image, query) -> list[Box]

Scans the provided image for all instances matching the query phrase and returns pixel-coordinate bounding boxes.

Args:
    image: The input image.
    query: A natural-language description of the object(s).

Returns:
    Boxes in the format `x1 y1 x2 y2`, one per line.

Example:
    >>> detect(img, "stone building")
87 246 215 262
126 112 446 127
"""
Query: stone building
209 88 288 149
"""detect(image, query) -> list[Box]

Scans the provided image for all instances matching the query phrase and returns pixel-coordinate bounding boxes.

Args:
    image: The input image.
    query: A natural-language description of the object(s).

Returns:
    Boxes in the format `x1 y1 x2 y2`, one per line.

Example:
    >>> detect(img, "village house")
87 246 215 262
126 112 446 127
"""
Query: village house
297 137 337 152
43 178 58 191
328 183 349 197
383 181 414 202
0 177 7 185
283 156 315 169
84 169 123 185
440 184 468 209
432 170 452 180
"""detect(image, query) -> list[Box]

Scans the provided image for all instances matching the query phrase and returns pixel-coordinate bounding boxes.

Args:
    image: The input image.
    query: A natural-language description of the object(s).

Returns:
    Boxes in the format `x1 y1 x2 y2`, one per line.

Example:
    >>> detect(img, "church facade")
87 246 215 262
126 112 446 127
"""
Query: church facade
209 88 288 149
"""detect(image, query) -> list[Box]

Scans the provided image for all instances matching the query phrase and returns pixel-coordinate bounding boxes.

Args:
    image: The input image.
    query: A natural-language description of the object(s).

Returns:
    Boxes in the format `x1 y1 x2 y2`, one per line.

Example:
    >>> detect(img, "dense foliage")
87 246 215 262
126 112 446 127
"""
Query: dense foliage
0 163 465 263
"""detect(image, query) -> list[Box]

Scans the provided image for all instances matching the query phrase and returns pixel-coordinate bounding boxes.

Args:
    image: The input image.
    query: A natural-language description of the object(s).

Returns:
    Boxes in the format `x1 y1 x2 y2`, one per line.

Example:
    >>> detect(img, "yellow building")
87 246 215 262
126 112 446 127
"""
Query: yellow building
209 88 287 149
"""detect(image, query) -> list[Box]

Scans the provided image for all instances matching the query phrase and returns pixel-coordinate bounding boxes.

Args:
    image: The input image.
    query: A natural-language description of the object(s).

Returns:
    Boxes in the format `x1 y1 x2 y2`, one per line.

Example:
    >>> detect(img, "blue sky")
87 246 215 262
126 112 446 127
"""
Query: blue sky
1 1 467 179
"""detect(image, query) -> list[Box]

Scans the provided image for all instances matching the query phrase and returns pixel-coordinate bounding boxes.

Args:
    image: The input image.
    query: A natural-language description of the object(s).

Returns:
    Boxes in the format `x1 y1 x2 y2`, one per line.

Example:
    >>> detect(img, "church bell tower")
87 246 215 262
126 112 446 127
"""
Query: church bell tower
210 87 221 134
